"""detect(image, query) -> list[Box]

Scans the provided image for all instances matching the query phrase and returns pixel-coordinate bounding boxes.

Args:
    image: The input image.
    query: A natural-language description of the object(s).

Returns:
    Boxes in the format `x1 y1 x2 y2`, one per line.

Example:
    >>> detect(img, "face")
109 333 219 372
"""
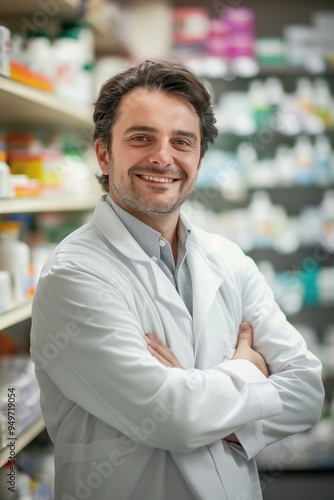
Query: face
95 88 203 224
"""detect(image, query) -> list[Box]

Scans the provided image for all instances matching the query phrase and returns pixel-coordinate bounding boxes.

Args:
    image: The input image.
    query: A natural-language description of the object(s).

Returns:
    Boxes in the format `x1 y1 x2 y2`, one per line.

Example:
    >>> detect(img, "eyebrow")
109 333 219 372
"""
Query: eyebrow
124 125 198 143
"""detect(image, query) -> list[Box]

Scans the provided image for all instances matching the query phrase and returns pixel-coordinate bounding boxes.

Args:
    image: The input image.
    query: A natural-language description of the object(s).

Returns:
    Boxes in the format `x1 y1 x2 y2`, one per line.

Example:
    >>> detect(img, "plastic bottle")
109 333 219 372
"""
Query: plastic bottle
0 149 12 198
320 190 334 250
0 270 12 311
265 77 284 128
314 78 333 128
295 78 324 134
300 262 319 307
294 136 315 185
318 267 334 305
0 26 11 77
0 221 30 304
299 206 322 246
248 80 269 129
314 135 332 186
16 471 33 500
248 191 276 247
25 33 53 82
275 145 296 185
295 78 315 114
236 141 258 186
276 269 304 314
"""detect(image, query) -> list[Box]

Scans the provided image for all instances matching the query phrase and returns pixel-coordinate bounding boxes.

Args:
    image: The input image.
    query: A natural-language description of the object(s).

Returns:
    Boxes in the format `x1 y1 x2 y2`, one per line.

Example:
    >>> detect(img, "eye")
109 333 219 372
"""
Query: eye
131 136 149 142
174 139 190 146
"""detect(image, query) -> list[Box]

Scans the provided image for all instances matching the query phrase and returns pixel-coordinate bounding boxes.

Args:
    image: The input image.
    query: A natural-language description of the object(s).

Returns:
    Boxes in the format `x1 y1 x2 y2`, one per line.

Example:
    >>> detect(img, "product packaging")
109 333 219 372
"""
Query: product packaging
0 26 11 77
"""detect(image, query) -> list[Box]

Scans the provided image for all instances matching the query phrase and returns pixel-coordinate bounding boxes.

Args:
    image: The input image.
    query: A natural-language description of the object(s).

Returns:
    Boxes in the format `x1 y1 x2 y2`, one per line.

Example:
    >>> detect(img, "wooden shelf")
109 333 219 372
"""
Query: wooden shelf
0 303 32 330
0 193 100 214
0 77 92 128
0 0 80 17
0 416 45 468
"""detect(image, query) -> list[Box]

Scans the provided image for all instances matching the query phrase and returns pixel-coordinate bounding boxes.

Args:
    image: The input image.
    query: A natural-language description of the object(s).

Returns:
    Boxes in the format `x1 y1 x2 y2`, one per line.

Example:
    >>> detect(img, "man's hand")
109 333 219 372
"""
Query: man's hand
225 322 269 446
232 322 270 378
144 333 184 369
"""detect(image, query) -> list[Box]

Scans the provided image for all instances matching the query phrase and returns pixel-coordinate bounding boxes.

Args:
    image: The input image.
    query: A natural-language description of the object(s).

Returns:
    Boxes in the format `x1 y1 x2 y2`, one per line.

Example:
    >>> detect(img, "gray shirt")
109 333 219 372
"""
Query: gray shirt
106 195 193 318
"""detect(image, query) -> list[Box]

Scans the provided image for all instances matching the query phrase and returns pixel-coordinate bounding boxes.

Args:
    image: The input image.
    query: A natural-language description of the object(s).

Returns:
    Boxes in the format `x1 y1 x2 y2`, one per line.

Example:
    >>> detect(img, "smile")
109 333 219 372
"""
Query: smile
138 175 175 183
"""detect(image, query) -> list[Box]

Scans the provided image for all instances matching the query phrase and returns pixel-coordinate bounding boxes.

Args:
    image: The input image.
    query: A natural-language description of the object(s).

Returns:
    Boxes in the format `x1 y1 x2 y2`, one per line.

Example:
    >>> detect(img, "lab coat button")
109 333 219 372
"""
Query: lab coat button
151 256 158 262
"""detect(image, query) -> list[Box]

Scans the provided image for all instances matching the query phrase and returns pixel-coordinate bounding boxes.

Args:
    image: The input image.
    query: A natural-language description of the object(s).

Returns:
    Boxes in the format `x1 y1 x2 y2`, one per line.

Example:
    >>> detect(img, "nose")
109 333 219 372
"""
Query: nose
147 140 173 167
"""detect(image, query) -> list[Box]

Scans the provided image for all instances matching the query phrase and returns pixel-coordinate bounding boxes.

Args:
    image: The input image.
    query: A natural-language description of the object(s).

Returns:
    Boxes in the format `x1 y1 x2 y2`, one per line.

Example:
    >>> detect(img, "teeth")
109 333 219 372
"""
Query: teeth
140 175 174 183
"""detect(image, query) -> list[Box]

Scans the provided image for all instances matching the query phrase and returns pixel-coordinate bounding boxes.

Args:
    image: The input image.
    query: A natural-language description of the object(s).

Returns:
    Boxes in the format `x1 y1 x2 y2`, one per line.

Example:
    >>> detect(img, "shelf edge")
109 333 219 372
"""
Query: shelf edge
0 194 100 214
0 303 32 330
0 416 45 468
0 76 92 127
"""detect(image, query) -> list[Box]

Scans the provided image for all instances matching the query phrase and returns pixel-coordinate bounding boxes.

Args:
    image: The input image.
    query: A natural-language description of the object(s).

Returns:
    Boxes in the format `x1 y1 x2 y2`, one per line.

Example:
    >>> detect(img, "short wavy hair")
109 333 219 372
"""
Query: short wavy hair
93 59 218 192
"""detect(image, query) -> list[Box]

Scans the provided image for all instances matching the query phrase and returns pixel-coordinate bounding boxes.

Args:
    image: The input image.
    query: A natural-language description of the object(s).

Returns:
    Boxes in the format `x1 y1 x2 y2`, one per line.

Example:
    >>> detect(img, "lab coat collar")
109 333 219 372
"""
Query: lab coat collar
92 196 191 316
92 196 227 327
92 195 152 263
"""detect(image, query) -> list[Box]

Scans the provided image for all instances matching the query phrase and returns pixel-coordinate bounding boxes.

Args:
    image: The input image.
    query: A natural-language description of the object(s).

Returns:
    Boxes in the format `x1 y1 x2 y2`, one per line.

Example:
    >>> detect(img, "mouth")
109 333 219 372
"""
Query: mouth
136 174 178 184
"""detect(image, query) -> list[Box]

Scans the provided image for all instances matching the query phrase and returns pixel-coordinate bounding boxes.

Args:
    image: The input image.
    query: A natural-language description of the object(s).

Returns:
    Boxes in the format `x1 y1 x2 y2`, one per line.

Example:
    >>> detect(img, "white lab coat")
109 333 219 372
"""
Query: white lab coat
30 195 324 500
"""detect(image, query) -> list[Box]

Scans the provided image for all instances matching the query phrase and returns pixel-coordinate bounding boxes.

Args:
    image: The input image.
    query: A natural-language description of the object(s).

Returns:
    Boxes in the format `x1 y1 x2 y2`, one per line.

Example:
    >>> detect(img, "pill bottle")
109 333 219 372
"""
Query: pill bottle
0 149 12 198
0 221 30 303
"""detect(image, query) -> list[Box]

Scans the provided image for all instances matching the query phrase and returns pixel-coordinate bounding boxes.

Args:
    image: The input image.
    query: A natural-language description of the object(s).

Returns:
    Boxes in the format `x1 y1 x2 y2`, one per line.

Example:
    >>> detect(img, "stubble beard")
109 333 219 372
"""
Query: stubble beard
108 164 196 218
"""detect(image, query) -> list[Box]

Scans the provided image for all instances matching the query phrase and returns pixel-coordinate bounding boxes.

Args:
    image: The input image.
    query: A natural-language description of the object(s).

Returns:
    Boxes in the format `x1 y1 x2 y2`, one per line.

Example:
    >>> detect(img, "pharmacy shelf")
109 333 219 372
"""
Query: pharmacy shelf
0 77 92 128
183 55 334 80
0 303 32 330
289 305 334 331
0 193 100 214
191 185 332 215
248 247 334 270
0 416 45 468
0 0 80 17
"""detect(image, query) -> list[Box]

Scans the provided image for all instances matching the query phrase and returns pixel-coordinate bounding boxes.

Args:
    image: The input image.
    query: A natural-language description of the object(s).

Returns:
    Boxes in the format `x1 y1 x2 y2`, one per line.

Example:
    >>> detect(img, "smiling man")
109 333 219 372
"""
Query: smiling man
95 87 202 258
30 60 324 500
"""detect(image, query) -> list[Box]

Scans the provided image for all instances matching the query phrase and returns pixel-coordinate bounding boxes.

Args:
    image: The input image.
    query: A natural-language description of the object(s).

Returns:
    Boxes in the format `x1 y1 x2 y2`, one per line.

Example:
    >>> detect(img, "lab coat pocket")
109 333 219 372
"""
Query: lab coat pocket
55 436 156 500
55 435 149 464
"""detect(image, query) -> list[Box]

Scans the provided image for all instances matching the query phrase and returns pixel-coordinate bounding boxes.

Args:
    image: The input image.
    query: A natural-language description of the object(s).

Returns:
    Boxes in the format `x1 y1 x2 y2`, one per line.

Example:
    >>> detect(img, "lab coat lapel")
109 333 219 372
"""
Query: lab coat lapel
92 196 149 262
92 196 191 316
186 237 226 345
147 260 192 316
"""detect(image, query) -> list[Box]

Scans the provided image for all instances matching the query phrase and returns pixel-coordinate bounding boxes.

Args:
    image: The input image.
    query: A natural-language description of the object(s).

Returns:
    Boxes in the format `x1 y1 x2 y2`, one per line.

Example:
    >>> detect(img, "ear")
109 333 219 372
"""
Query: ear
95 140 110 175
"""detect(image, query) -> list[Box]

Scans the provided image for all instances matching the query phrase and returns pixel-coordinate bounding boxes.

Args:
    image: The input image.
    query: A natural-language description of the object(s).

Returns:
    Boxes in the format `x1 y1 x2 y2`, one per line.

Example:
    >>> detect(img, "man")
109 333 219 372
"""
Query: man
30 60 324 500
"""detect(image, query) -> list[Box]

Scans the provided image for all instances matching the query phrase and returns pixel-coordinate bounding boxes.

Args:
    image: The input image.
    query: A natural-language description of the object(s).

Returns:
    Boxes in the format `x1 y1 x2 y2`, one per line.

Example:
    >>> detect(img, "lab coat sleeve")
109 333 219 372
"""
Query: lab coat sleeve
31 257 282 454
230 252 325 460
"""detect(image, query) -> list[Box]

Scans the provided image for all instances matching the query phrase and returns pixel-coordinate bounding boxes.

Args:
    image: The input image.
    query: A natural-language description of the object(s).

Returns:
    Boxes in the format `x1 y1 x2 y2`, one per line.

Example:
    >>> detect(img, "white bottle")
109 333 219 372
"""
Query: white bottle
294 136 315 185
0 150 12 198
315 135 332 186
0 26 11 77
0 221 30 304
320 190 334 250
248 191 275 248
265 77 284 128
275 145 296 186
0 270 13 311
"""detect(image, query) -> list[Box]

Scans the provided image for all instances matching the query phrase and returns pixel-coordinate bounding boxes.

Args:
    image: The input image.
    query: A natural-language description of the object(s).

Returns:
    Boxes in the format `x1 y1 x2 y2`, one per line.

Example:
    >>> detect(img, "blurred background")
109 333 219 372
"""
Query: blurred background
0 1 333 498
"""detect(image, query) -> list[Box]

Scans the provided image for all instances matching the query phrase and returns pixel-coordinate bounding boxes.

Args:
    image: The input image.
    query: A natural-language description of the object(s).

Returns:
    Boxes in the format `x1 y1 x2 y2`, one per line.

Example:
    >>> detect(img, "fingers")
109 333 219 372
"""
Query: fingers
147 344 173 368
144 334 183 369
237 322 253 347
145 333 173 356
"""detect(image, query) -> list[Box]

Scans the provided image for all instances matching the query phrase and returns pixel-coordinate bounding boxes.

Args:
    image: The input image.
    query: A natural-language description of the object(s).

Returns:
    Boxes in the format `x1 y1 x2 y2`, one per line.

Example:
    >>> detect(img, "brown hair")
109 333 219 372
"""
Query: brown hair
93 59 218 192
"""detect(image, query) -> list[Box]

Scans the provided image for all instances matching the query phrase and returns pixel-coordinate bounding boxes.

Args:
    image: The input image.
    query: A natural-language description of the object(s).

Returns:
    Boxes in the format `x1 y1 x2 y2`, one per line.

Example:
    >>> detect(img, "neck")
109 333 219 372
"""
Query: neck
134 211 180 262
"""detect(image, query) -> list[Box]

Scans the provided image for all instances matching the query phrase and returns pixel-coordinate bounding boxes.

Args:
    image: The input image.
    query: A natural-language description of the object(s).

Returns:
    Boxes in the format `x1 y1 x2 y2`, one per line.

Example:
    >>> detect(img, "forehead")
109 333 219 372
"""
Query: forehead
115 88 201 133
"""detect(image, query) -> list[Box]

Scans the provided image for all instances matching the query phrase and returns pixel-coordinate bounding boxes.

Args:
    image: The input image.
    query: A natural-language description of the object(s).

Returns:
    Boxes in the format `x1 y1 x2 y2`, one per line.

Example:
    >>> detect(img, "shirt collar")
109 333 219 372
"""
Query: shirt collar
106 194 191 260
